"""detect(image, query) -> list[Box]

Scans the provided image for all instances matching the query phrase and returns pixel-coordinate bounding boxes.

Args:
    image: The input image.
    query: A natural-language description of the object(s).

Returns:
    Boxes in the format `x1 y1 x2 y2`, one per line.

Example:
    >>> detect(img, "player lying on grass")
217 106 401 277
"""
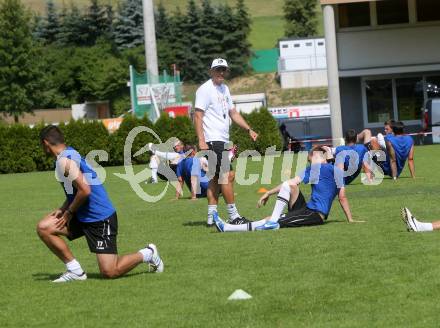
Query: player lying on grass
357 121 415 180
334 129 372 184
36 125 164 283
175 145 210 200
213 146 362 232
401 207 440 232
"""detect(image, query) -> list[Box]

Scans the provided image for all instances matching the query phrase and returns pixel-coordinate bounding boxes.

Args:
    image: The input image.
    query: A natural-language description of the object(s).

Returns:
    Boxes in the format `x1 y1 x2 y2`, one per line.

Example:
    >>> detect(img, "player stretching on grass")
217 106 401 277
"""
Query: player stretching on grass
401 208 440 232
36 125 163 282
334 129 371 184
357 121 415 180
213 146 361 232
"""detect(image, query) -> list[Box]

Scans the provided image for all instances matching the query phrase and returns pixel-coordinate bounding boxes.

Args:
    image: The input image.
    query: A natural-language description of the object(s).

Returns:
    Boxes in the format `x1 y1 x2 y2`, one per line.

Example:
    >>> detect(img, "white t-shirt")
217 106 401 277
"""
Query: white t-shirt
195 79 234 142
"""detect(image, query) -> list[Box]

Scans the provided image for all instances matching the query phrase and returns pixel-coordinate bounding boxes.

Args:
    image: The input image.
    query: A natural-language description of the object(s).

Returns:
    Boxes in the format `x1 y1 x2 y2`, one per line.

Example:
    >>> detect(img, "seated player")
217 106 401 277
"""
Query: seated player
175 145 210 199
401 207 440 232
334 129 371 184
357 121 415 179
357 119 395 150
213 146 360 232
36 125 164 282
147 139 185 183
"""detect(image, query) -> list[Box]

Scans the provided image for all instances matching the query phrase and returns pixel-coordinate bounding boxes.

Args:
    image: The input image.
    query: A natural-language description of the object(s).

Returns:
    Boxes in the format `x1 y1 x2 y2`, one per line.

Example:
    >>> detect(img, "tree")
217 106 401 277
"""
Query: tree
182 0 206 82
57 3 89 46
232 0 252 76
43 0 60 43
284 0 317 38
0 0 46 122
113 0 144 49
85 0 110 45
199 0 223 67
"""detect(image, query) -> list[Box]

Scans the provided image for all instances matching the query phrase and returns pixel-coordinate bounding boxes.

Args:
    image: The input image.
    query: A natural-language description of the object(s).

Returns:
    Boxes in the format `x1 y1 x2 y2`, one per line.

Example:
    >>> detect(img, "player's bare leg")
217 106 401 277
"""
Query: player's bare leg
36 213 74 263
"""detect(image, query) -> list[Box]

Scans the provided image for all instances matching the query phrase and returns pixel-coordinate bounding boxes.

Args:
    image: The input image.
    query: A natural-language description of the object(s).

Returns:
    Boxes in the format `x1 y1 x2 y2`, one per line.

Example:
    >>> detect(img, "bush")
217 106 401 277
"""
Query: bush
230 108 282 154
0 124 38 173
0 109 280 173
153 113 197 145
110 115 155 166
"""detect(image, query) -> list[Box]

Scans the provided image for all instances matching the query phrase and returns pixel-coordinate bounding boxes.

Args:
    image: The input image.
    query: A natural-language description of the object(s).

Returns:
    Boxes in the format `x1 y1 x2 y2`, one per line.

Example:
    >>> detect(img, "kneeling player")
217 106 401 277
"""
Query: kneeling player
36 126 164 282
213 146 361 232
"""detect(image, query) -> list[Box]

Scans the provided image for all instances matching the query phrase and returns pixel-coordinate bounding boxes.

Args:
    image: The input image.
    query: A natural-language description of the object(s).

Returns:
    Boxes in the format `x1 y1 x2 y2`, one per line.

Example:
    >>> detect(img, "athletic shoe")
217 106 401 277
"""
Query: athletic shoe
255 221 280 231
52 271 87 283
147 243 164 273
401 207 418 232
145 177 158 184
213 211 225 232
228 216 250 225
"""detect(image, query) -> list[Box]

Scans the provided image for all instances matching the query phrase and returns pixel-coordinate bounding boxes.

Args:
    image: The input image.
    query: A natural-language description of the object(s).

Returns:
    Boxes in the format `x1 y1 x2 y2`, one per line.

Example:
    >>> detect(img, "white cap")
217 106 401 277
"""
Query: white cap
211 58 228 69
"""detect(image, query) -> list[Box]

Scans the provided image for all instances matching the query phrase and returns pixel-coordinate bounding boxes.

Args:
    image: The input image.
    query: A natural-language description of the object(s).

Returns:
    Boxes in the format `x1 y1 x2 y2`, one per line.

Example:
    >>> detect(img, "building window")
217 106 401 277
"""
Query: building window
426 76 440 98
416 0 440 22
338 3 371 28
294 44 300 48
282 44 288 48
306 42 312 46
365 79 394 123
317 42 324 46
377 0 409 25
396 77 423 121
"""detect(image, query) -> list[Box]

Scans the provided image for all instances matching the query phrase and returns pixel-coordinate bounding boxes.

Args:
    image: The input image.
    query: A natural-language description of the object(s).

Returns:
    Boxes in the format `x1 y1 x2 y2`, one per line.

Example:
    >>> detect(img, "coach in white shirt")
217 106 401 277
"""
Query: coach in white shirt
194 58 258 226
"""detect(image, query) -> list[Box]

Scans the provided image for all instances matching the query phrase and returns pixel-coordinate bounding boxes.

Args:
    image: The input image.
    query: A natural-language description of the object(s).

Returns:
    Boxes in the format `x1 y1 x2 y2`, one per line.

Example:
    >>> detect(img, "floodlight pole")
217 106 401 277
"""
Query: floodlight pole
142 0 159 83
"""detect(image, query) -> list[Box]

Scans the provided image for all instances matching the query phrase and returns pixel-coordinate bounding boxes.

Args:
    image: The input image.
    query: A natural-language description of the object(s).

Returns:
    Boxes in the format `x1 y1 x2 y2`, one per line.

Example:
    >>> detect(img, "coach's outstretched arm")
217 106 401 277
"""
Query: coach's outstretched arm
408 145 415 178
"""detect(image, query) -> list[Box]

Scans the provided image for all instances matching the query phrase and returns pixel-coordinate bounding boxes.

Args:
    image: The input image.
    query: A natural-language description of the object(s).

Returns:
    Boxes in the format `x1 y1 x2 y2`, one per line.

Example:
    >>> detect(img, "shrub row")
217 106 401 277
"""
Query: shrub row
0 108 281 174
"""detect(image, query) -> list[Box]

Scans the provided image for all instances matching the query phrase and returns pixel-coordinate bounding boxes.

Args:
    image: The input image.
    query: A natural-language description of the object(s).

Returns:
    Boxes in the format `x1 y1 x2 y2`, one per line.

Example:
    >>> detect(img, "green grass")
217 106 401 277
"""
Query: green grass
23 0 285 17
3 145 440 327
250 16 285 50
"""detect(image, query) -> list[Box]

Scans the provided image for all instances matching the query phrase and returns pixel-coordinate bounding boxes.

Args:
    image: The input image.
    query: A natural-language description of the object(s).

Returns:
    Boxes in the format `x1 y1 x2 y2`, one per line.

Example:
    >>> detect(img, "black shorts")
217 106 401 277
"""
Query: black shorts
278 191 325 228
208 141 232 176
67 212 118 254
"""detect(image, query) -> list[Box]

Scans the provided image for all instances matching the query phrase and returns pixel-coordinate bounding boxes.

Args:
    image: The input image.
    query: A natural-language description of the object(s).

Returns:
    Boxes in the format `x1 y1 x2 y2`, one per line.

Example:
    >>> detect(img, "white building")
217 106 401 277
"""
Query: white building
321 0 440 142
278 37 328 89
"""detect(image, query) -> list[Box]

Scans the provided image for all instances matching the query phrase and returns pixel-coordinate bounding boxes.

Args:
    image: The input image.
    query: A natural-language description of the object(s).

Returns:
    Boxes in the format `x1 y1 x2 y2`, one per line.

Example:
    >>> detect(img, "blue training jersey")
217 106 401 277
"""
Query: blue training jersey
335 144 368 185
382 135 414 177
176 157 209 196
58 147 115 223
301 163 344 216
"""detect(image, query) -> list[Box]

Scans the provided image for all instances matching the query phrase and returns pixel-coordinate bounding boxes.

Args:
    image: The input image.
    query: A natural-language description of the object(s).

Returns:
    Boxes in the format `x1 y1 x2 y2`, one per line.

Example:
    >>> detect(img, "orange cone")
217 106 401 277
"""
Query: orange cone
257 187 268 194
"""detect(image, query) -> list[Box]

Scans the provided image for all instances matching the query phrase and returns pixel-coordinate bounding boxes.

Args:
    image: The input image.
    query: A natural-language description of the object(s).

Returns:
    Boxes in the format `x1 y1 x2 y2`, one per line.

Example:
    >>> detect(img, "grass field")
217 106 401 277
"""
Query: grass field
1 145 440 327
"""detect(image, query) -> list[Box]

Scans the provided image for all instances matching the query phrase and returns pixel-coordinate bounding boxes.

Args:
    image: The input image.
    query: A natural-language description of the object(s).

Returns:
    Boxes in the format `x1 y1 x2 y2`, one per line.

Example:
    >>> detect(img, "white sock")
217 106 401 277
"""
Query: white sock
227 203 241 221
207 205 217 223
139 248 153 262
414 218 433 232
223 219 267 232
66 259 84 275
269 181 290 222
151 168 158 182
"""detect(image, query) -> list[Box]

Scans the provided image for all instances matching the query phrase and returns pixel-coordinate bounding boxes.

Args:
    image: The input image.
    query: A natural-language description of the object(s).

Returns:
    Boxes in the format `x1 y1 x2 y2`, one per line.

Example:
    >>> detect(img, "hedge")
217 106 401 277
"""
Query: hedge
0 109 281 174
